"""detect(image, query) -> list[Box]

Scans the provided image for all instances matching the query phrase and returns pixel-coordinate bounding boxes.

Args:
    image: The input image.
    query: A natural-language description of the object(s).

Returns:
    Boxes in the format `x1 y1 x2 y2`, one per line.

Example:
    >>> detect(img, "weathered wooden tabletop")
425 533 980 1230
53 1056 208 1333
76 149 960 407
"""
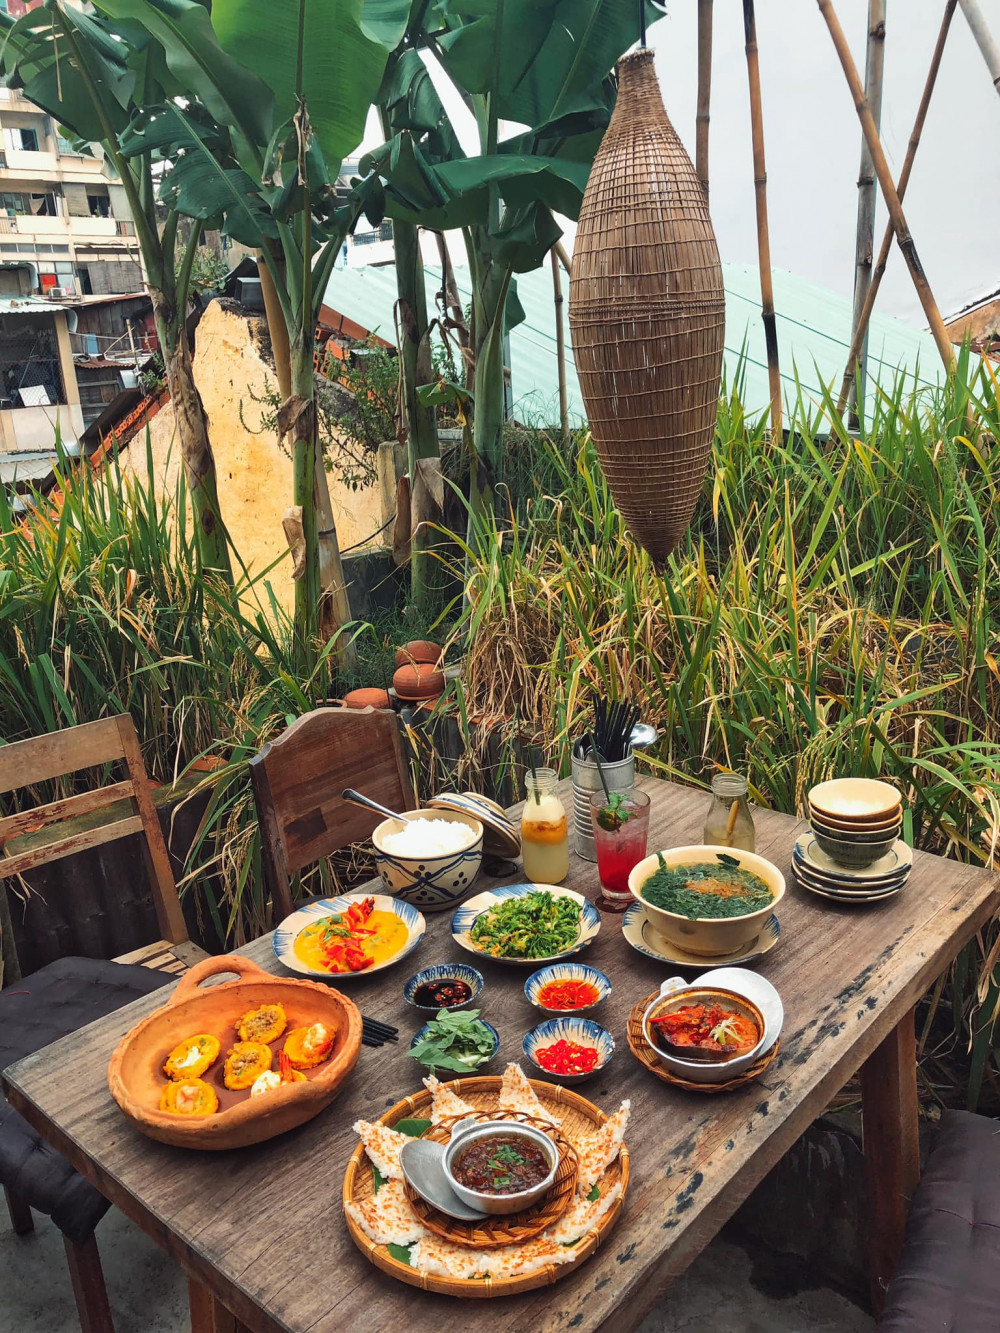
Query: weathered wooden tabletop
5 777 998 1333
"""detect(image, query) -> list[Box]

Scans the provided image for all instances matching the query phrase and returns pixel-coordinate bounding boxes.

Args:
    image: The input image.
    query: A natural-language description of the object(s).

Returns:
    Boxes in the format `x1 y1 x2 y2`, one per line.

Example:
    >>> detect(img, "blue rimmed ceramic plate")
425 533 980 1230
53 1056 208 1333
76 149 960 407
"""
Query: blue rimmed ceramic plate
450 883 601 966
524 963 611 1016
409 1017 500 1069
522 1016 615 1084
403 963 485 1012
273 893 425 979
621 902 780 969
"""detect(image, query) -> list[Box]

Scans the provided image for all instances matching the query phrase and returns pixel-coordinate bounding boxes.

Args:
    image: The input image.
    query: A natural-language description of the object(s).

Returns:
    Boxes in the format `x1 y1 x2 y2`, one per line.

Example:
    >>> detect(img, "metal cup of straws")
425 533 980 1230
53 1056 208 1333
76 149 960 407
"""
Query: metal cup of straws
572 748 635 860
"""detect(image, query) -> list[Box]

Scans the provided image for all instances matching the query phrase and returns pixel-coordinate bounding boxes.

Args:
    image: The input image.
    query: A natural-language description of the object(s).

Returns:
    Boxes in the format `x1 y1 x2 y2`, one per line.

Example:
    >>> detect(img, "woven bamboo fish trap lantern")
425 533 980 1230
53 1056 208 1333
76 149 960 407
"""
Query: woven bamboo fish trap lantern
570 48 725 565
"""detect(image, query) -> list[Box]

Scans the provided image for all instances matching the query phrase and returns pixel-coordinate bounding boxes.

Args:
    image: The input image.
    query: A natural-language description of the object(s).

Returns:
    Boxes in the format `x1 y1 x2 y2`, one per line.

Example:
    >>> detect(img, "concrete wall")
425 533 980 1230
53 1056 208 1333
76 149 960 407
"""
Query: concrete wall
125 299 384 615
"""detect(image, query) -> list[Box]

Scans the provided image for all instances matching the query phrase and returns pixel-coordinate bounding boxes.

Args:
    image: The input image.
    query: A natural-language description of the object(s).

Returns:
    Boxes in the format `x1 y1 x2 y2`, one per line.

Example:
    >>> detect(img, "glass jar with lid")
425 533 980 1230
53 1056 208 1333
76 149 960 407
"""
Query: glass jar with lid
521 768 570 883
703 772 755 852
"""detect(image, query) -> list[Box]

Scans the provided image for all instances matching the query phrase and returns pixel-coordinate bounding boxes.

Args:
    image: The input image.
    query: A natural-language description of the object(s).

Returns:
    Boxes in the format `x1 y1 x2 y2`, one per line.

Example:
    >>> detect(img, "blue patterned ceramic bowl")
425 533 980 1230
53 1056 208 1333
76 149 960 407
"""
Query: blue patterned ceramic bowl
272 893 425 979
523 963 611 1016
403 963 485 1012
410 1017 500 1070
522 1017 614 1085
371 809 483 912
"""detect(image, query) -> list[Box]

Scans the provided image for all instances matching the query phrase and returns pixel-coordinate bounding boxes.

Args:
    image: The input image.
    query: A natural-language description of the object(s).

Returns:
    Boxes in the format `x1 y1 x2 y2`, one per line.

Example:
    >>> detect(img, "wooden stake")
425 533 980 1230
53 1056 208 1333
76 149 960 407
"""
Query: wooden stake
551 248 570 448
817 0 956 378
959 0 1000 94
847 0 886 426
743 0 782 437
696 0 714 197
837 0 956 415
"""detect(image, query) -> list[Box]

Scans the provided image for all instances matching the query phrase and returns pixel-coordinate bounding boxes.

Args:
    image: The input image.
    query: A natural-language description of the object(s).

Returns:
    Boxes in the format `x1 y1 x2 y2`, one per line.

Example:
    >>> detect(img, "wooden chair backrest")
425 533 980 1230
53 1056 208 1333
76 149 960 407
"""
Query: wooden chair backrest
249 707 415 922
0 715 187 945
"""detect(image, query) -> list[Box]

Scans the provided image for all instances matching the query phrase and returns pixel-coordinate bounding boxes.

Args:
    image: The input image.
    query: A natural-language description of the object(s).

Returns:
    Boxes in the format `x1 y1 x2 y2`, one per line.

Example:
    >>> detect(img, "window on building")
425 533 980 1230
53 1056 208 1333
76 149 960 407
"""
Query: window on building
0 314 65 408
86 191 110 218
0 192 28 215
36 259 77 295
13 126 38 151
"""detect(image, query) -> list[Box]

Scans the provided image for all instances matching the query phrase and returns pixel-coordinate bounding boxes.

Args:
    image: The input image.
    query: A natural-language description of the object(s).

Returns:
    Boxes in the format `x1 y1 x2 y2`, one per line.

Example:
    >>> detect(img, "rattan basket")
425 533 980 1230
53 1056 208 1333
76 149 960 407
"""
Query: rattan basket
569 48 725 565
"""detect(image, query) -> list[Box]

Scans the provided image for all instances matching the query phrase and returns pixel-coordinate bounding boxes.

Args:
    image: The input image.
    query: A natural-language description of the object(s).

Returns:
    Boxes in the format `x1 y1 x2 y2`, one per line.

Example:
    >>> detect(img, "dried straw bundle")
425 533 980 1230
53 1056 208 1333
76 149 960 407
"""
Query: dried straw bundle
569 48 725 565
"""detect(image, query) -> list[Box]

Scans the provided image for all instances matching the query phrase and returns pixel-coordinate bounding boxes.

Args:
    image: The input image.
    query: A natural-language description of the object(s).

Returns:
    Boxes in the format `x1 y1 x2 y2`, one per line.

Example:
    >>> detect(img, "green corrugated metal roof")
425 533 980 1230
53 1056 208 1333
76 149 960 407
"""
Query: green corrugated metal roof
323 259 947 427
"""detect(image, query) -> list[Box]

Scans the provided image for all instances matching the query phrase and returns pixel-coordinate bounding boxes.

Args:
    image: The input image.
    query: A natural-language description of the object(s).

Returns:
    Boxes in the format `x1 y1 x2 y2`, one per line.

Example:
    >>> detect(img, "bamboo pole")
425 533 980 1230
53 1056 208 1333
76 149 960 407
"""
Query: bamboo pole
696 0 714 197
743 0 782 437
959 0 1000 94
847 0 886 426
555 240 572 276
551 248 570 447
817 0 956 378
837 0 957 415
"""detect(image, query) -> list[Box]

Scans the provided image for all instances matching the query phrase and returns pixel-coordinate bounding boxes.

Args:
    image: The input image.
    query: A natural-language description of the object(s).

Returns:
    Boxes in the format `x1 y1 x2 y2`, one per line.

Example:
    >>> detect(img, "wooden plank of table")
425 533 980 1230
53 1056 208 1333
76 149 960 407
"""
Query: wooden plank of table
861 1006 921 1316
4 778 997 1333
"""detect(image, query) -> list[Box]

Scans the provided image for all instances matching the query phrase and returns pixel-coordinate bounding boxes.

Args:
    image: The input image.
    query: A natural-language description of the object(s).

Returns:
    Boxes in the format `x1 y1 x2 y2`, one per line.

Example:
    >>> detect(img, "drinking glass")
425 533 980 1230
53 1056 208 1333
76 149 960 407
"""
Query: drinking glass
589 790 651 912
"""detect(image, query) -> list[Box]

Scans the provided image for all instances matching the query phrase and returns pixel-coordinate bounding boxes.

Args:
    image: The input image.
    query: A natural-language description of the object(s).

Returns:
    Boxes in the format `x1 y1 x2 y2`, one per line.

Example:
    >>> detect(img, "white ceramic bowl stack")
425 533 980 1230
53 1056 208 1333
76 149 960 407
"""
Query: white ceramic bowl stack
796 778 911 903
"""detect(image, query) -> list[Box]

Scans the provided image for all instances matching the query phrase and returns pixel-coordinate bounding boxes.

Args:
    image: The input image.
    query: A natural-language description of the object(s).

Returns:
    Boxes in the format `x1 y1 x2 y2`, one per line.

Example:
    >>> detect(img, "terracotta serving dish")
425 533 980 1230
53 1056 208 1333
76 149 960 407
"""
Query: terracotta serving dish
108 955 362 1150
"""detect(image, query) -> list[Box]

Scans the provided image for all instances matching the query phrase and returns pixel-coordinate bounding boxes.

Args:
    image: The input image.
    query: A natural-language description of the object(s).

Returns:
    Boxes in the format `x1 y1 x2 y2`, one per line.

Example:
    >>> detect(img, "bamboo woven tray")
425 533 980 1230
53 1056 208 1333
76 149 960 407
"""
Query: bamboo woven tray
343 1075 629 1298
405 1111 579 1247
627 990 780 1093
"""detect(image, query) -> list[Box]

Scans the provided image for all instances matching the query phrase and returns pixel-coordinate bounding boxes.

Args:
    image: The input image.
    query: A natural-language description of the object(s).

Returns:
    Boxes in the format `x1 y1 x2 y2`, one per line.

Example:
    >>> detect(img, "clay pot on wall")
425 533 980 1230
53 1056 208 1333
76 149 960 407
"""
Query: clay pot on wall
393 663 445 702
394 640 442 668
342 689 392 711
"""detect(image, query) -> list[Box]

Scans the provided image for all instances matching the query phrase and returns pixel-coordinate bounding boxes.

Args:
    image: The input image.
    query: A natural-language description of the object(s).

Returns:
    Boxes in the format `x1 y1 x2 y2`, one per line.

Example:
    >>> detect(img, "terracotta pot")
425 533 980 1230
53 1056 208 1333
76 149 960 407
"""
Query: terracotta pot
343 688 392 711
107 954 362 1150
393 662 445 701
394 640 442 668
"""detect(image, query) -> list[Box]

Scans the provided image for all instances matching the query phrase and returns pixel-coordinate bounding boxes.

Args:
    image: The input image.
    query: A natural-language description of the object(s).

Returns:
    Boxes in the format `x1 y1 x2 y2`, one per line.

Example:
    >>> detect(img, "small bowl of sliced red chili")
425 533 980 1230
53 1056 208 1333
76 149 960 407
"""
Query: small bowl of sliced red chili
522 1017 614 1085
524 963 611 1017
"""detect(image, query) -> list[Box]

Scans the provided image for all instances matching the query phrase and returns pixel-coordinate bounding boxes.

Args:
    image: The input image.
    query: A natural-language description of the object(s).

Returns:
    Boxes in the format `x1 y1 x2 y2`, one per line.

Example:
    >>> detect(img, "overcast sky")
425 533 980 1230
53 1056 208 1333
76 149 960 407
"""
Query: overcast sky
645 0 1000 326
359 3 999 330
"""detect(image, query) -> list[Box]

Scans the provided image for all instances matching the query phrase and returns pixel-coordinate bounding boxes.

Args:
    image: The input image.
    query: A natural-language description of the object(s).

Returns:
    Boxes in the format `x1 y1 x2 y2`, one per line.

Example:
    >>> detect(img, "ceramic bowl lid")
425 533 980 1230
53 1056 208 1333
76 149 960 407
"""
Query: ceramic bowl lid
428 791 521 858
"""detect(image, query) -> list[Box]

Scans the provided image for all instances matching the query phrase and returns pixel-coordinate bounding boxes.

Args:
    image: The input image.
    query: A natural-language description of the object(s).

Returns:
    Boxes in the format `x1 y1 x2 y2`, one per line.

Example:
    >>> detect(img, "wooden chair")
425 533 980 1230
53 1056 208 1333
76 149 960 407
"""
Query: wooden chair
0 714 206 1333
249 706 415 922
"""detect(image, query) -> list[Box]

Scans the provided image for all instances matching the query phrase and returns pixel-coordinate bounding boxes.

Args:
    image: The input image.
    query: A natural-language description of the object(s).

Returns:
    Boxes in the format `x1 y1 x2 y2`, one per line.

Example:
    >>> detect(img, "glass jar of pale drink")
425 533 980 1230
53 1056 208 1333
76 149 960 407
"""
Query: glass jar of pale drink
521 768 570 883
703 772 756 852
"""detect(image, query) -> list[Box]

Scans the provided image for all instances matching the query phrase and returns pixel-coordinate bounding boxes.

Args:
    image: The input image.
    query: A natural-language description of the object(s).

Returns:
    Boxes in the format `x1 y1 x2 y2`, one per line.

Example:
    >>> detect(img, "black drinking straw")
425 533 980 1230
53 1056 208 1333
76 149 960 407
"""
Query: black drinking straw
586 731 612 804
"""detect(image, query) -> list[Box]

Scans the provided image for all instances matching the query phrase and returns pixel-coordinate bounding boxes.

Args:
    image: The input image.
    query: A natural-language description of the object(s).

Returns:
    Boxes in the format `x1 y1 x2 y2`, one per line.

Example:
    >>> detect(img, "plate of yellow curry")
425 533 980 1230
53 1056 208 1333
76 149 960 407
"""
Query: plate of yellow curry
273 892 426 979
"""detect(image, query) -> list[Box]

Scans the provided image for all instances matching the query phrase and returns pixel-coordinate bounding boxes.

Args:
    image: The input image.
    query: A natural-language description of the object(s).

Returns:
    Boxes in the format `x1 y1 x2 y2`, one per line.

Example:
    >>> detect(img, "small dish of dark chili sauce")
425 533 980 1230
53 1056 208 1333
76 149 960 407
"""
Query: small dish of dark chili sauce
450 1133 551 1195
412 977 473 1008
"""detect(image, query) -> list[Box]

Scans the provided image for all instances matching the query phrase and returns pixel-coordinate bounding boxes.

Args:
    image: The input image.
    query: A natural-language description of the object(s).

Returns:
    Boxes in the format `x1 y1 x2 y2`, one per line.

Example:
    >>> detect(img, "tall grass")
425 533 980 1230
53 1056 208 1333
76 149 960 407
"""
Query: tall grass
444 354 1000 1108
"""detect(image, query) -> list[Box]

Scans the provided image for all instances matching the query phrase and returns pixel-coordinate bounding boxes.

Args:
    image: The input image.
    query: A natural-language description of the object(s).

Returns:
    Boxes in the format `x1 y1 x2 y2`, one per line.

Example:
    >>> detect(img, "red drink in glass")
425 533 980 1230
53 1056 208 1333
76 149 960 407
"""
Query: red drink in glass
590 790 651 912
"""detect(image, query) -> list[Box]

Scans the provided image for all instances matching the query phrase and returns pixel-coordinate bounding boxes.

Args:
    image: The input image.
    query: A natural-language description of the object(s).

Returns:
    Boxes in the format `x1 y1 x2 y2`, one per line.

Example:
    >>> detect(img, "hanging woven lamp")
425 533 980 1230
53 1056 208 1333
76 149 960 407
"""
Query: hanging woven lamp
570 47 725 565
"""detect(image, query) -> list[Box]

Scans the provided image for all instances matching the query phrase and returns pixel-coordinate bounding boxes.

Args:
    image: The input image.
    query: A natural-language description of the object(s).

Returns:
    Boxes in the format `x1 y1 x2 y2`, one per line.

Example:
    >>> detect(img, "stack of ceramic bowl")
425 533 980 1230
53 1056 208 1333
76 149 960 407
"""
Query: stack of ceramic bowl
794 778 910 903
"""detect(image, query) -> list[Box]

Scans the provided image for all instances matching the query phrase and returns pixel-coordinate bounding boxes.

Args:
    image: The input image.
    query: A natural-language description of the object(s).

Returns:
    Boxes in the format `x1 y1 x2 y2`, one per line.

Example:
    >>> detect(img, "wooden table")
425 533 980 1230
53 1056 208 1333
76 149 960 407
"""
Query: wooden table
4 778 998 1333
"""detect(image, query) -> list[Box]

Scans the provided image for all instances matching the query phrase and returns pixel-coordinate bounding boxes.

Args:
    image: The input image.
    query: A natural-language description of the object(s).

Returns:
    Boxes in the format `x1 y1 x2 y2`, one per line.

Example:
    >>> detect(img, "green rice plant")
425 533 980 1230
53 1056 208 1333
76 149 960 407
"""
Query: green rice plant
445 358 1000 1108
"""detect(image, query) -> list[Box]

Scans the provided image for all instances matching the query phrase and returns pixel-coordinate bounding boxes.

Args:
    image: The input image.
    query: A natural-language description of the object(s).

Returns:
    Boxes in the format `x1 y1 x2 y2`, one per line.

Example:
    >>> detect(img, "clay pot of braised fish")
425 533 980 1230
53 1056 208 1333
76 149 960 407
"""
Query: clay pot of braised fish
108 955 362 1150
643 985 765 1083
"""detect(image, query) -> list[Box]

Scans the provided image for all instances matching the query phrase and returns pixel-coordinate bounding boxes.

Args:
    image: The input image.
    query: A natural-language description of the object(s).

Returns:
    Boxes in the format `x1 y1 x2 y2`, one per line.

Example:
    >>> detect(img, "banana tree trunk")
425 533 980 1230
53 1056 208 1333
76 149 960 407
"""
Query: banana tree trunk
150 293 232 581
466 227 510 548
393 220 443 610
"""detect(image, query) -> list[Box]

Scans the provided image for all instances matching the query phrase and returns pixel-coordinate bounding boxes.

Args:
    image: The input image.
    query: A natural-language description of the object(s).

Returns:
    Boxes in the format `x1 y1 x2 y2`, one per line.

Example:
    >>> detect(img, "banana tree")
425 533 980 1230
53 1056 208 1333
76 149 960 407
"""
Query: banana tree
0 0 246 579
98 0 410 657
366 0 656 537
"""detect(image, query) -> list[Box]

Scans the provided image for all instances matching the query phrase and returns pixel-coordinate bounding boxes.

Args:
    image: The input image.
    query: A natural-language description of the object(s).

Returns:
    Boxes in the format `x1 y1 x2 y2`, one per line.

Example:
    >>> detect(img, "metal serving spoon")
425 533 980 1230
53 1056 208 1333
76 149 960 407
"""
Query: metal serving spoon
341 787 417 824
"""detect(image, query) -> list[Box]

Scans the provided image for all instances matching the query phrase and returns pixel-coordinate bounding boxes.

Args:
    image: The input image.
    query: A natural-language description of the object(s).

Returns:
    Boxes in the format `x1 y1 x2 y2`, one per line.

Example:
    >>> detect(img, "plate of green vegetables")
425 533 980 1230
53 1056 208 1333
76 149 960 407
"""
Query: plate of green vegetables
451 884 601 966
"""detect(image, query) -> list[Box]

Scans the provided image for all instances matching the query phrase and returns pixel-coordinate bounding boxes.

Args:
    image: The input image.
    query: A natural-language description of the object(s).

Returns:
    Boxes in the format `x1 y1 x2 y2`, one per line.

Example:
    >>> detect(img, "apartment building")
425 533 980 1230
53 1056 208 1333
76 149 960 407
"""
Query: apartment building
0 65 146 480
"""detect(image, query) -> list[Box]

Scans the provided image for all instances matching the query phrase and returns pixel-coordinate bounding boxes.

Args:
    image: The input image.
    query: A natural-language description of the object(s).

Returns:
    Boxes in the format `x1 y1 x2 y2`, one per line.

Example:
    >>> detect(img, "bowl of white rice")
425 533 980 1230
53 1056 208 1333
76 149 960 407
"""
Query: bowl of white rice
371 809 483 911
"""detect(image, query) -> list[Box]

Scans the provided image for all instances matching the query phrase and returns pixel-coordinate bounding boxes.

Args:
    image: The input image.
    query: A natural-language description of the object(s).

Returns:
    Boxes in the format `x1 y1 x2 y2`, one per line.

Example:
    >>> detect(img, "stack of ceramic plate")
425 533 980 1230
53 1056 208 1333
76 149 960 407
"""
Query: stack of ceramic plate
793 832 912 903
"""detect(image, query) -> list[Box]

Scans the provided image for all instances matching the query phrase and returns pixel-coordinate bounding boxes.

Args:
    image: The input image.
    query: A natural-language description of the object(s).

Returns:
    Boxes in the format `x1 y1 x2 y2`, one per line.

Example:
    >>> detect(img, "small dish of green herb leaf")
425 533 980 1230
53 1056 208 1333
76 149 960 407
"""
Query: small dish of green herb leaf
408 1008 499 1073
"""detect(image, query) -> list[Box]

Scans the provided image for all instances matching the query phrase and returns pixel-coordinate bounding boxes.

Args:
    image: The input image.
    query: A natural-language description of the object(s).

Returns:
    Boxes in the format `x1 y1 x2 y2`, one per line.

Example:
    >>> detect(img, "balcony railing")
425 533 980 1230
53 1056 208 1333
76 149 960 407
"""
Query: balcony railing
0 216 18 233
114 219 136 236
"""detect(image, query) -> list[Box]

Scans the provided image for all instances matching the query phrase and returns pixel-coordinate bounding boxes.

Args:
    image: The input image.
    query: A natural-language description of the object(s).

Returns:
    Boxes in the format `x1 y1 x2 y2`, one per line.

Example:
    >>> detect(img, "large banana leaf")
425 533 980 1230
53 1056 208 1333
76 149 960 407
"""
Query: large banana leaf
94 0 274 148
210 0 409 163
0 6 136 142
434 0 656 125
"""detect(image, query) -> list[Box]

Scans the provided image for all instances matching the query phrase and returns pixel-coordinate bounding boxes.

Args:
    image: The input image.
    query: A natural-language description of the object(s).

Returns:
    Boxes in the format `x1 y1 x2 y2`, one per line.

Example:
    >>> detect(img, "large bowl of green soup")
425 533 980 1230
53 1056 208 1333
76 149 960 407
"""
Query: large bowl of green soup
627 846 785 957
